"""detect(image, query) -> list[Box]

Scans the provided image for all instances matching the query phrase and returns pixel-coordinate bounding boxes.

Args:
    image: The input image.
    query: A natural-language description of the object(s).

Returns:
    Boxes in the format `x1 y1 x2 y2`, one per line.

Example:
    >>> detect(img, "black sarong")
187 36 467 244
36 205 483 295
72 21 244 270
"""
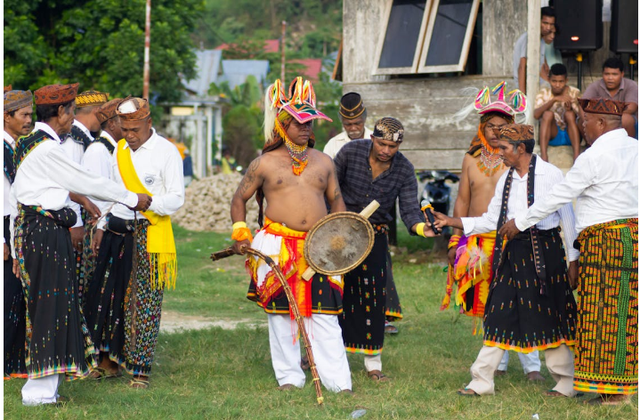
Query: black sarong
340 231 388 355
84 215 134 360
483 228 577 352
15 205 97 379
4 215 26 376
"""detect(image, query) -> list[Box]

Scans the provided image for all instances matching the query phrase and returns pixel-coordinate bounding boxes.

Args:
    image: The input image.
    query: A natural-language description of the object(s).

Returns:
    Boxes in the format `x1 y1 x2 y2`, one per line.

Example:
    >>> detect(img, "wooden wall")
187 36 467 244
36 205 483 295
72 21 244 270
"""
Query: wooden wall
341 0 621 171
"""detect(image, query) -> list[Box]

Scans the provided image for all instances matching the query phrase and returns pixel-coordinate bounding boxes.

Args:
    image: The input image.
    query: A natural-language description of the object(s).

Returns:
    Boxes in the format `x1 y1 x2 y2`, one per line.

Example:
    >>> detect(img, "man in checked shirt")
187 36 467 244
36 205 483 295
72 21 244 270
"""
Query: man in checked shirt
333 117 434 382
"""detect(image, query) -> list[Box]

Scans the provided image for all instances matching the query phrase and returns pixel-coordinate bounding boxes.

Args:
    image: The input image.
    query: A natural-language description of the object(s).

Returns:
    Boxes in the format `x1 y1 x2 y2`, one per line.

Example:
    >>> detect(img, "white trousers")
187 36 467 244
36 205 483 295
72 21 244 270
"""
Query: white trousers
497 350 542 374
364 354 382 372
22 374 62 406
268 314 352 392
466 345 576 396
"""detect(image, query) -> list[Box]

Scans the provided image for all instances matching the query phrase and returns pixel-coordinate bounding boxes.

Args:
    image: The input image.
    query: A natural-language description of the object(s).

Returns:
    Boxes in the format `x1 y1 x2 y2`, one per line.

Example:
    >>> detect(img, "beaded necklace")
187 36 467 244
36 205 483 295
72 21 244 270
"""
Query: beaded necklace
476 127 504 177
276 117 308 176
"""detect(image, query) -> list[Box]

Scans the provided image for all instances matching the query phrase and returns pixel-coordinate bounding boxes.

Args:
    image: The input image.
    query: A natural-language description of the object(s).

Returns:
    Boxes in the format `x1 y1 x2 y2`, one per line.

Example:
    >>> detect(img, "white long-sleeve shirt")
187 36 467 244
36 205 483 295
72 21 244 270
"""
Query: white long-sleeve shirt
516 128 638 234
10 122 138 256
98 129 184 228
323 127 373 159
462 156 579 261
81 131 117 214
4 131 15 218
60 120 93 227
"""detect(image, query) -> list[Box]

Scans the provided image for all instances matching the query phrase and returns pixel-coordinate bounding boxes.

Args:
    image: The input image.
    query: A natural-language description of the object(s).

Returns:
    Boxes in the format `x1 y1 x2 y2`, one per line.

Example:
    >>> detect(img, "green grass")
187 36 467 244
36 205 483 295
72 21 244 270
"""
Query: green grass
4 226 637 419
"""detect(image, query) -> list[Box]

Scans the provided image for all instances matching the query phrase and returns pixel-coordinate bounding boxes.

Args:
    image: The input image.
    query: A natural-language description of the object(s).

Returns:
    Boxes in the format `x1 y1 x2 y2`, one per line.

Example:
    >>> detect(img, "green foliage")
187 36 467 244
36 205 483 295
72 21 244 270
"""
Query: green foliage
4 0 203 102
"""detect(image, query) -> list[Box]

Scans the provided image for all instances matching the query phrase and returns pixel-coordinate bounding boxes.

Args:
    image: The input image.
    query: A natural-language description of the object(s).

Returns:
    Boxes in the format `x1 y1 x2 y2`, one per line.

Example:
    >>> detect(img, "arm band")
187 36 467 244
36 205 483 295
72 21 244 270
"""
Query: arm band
415 223 426 238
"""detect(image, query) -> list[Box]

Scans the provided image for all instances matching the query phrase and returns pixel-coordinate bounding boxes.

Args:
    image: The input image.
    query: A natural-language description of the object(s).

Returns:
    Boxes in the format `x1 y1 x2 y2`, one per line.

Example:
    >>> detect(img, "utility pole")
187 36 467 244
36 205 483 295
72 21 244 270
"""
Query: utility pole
143 0 152 99
281 21 286 82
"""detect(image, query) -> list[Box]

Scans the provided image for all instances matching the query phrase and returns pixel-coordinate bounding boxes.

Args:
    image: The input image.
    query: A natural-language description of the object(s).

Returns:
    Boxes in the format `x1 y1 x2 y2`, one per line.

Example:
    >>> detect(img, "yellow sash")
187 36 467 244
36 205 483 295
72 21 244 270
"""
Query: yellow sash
117 140 177 290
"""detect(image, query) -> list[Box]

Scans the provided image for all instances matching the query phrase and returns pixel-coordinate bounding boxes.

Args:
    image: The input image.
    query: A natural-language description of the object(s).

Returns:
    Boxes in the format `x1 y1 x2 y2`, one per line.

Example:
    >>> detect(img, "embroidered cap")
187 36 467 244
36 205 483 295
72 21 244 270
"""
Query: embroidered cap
34 83 80 106
372 117 404 143
266 77 332 125
578 98 624 116
493 123 534 142
116 97 151 121
96 98 123 124
76 90 109 108
339 92 366 120
475 81 527 117
4 85 12 94
4 90 33 113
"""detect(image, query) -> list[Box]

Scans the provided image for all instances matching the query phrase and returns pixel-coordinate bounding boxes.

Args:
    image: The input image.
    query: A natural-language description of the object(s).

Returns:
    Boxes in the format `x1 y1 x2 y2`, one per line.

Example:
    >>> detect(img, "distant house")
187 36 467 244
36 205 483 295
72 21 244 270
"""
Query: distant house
290 58 323 81
218 59 270 89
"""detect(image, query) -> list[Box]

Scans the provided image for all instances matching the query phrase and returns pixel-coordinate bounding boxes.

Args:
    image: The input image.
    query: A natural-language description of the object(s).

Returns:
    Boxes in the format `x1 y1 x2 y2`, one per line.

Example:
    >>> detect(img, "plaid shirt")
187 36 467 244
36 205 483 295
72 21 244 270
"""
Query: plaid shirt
334 139 424 233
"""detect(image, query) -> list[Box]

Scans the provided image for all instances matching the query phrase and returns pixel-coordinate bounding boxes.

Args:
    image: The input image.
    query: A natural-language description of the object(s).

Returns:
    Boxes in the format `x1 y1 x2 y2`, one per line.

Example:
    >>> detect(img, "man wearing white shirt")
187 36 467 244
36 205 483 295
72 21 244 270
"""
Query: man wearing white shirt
78 98 123 305
11 83 151 406
3 88 33 380
431 124 578 398
86 97 184 389
61 90 109 253
501 99 638 405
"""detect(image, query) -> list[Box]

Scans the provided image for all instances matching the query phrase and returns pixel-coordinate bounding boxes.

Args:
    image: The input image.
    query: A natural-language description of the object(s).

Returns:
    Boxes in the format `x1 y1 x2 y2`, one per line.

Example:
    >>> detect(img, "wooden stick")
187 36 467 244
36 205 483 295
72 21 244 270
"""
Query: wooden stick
210 247 324 405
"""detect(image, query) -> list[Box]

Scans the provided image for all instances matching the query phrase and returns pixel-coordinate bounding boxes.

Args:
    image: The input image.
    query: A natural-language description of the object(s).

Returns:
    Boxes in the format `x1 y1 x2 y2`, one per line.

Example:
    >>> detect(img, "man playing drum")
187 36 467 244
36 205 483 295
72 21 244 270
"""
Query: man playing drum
230 77 352 393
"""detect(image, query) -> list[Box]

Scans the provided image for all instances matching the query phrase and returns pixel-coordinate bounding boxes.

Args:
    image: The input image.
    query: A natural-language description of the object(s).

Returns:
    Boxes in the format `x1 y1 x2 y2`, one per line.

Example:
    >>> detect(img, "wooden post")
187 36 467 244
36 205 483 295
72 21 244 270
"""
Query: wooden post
526 0 541 126
143 0 152 100
281 21 286 82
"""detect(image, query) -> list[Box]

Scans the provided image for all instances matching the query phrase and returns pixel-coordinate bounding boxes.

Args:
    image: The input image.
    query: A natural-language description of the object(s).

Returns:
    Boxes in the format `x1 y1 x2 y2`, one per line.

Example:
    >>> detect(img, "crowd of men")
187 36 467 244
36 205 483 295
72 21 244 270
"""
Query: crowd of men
4 84 184 405
3 44 637 410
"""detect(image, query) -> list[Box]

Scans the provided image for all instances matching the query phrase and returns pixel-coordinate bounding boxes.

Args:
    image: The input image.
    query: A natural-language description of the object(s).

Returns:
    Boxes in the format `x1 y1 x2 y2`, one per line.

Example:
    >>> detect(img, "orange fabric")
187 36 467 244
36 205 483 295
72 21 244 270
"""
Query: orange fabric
231 227 253 242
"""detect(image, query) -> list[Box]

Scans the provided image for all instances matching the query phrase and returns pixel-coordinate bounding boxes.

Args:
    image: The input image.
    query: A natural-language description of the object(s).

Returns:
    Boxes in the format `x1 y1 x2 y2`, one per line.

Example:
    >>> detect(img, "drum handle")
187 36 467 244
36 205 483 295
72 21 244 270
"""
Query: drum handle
301 200 380 281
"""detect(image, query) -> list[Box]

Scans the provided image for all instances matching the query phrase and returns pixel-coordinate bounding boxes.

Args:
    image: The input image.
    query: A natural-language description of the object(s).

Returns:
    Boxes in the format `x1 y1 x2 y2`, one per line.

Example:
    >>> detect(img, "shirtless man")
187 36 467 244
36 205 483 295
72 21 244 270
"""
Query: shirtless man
443 82 543 380
230 77 352 393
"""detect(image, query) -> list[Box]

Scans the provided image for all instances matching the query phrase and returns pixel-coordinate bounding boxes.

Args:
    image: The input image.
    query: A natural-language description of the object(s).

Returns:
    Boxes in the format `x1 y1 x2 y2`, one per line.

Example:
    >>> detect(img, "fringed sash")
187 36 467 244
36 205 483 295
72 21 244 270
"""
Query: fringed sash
4 140 15 182
116 140 177 290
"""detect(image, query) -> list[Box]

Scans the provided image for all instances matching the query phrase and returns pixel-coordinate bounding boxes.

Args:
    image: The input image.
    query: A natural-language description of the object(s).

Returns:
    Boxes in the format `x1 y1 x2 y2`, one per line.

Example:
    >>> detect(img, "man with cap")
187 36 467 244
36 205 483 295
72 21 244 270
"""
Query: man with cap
3 88 33 380
78 98 123 306
324 92 402 335
431 124 579 398
443 82 543 380
10 83 151 406
333 117 434 382
88 96 184 388
231 77 352 393
500 99 638 405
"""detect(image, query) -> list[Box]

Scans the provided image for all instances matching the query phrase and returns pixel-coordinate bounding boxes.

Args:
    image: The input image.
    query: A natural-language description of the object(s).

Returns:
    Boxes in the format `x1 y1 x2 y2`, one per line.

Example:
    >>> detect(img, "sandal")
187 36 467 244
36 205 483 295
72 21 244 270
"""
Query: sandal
89 367 121 380
300 356 310 371
545 390 584 398
457 388 480 397
130 376 149 389
367 370 390 382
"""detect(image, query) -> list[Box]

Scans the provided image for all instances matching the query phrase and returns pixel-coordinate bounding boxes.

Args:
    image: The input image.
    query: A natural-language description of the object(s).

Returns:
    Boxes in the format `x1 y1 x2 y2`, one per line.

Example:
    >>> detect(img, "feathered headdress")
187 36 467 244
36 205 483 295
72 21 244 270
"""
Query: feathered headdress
453 81 529 124
263 77 332 144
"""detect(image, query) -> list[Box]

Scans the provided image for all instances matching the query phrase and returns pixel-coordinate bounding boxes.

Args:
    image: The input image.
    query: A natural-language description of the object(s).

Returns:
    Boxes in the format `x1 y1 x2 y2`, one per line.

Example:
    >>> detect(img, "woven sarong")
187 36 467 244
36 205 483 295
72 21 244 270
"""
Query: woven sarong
246 218 344 317
574 218 638 395
340 229 388 355
15 205 97 380
483 228 577 353
4 216 26 377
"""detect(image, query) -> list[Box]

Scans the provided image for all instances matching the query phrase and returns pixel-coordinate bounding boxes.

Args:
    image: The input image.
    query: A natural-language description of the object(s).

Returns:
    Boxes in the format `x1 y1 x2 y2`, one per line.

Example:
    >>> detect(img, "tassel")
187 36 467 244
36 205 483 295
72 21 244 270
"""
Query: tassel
491 81 506 102
474 86 490 110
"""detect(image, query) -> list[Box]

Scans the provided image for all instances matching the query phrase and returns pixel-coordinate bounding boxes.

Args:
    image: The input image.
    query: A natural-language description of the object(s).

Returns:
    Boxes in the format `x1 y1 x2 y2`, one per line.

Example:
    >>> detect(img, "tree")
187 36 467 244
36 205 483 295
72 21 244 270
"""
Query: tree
4 0 203 103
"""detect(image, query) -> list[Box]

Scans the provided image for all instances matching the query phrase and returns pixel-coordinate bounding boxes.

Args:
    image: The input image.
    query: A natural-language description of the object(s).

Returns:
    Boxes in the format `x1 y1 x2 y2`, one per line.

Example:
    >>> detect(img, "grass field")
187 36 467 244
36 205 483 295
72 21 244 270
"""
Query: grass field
4 226 637 419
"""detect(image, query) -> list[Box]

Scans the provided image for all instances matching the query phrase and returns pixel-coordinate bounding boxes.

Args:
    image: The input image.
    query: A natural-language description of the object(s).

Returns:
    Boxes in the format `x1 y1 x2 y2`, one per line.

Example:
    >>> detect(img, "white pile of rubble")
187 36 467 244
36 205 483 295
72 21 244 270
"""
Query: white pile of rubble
172 173 260 232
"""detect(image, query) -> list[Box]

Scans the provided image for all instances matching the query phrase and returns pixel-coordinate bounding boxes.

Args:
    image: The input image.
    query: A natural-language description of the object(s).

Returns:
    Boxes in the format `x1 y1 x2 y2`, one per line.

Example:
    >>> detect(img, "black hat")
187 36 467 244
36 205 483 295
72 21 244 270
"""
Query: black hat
339 92 366 120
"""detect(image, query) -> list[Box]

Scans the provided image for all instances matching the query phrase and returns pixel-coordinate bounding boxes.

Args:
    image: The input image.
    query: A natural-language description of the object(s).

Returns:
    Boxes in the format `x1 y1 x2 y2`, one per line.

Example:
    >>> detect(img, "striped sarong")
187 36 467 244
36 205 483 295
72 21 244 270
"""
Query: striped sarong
574 218 638 395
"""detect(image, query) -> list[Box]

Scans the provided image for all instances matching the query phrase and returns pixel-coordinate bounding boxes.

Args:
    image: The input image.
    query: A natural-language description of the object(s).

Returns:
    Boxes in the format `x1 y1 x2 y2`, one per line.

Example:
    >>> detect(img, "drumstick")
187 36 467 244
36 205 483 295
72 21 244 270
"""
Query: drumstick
301 200 380 280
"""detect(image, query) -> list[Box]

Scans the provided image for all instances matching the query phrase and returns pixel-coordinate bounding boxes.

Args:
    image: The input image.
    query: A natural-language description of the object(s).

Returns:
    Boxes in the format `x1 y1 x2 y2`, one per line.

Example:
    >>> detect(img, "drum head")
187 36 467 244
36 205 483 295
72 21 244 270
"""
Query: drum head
304 212 375 275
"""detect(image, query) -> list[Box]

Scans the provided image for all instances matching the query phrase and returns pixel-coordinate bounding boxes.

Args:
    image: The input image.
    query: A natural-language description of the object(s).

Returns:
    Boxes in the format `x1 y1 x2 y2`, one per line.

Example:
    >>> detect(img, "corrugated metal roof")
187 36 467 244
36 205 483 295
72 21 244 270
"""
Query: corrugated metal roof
183 50 223 97
218 60 270 89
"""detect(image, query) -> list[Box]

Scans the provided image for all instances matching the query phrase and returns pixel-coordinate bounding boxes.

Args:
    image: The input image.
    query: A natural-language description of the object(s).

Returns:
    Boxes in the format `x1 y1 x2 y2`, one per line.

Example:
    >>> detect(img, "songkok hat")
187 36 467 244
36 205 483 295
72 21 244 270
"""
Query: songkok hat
4 85 12 94
493 123 534 142
34 83 79 106
372 117 404 143
116 97 150 121
578 98 624 116
4 90 33 113
339 92 366 120
96 98 123 124
474 81 527 117
76 90 109 108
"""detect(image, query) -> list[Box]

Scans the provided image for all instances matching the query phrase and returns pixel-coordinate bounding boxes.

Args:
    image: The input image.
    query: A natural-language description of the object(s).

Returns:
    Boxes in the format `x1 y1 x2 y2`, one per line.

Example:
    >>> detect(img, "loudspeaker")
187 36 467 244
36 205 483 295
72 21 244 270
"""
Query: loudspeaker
554 0 603 51
610 0 638 53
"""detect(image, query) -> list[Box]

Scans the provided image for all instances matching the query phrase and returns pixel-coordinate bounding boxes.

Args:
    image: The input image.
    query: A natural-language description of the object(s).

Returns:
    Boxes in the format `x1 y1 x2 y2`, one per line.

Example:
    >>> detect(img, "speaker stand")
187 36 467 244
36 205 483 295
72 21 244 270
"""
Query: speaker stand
576 53 583 91
630 55 637 81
